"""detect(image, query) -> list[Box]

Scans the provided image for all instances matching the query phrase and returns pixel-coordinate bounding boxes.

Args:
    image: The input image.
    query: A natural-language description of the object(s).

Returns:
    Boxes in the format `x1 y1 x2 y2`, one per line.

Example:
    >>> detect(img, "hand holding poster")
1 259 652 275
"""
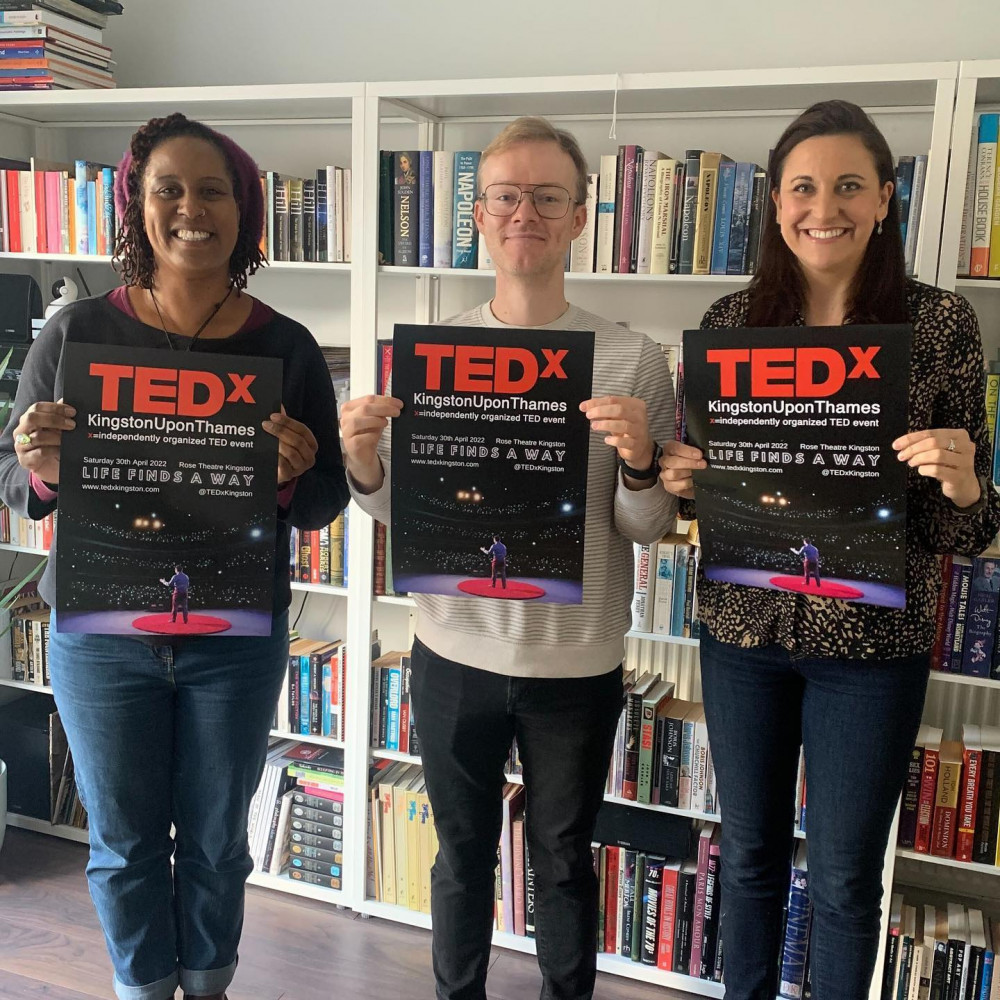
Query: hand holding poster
56 341 282 635
390 323 594 603
682 324 912 609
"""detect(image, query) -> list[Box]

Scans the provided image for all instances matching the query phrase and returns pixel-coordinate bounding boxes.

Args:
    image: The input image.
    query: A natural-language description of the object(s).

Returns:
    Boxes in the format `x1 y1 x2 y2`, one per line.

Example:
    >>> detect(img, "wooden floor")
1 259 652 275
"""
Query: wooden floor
0 828 685 999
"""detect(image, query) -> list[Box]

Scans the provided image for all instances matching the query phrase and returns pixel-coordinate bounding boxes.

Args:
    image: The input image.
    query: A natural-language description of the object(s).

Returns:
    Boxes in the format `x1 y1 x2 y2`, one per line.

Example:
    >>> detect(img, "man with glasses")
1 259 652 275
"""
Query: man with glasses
341 117 676 1000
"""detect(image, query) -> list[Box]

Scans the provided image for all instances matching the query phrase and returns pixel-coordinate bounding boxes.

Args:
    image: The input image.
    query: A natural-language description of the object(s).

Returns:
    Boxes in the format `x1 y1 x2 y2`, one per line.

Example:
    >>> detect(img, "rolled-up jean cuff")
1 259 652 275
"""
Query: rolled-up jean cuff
179 959 237 996
113 969 178 1000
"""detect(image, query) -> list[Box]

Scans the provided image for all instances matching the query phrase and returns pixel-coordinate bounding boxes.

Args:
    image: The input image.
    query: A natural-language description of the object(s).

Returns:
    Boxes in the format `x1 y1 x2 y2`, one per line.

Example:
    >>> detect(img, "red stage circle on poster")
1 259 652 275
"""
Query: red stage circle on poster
132 613 233 635
456 580 546 600
769 576 864 599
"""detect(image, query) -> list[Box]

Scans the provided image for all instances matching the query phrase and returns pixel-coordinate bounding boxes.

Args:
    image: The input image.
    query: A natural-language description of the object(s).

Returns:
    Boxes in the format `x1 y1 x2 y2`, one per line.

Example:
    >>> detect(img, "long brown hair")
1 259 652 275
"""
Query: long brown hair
747 100 908 327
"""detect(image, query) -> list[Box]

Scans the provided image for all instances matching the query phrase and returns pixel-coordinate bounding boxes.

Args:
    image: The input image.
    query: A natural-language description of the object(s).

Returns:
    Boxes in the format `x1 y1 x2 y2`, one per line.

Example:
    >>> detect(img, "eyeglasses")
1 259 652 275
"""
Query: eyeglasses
479 183 577 219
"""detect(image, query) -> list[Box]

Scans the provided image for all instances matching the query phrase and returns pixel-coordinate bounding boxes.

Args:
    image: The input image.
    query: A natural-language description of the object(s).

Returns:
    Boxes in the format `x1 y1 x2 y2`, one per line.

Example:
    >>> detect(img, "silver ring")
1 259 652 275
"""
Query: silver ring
14 431 31 446
947 438 956 452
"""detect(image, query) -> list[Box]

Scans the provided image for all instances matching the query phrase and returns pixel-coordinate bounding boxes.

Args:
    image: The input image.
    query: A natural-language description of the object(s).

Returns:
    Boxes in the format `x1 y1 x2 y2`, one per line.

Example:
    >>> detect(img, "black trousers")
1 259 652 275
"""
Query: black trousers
408 637 623 1000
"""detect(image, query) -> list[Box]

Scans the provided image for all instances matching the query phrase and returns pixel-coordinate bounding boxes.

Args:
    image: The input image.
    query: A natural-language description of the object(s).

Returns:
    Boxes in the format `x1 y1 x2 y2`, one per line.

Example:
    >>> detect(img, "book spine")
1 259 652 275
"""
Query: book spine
961 560 999 677
637 697 657 804
451 151 479 268
301 178 316 262
619 849 636 957
898 745 924 849
649 158 675 275
73 159 87 254
656 868 678 970
689 834 710 976
915 744 940 853
710 159 736 275
595 153 617 274
973 750 998 864
432 149 453 268
744 168 768 275
956 746 981 863
678 152 702 275
779 864 810 997
958 125 979 276
693 153 721 275
621 691 643 800
393 152 418 267
726 161 753 275
616 145 638 274
700 844 721 979
274 175 289 262
903 155 927 277
929 751 961 858
603 845 619 952
418 150 432 267
377 152 392 265
570 171 598 273
950 561 974 672
659 714 682 808
635 153 660 274
631 543 653 632
971 115 998 277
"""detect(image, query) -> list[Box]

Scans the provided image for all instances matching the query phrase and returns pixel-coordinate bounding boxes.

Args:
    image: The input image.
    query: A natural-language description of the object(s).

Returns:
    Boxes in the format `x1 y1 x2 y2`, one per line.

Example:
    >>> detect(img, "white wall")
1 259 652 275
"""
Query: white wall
105 0 999 89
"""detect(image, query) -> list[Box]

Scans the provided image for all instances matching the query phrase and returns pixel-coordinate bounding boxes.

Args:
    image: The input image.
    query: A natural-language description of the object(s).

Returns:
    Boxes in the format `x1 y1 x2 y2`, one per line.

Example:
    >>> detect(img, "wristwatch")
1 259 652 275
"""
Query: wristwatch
618 442 663 481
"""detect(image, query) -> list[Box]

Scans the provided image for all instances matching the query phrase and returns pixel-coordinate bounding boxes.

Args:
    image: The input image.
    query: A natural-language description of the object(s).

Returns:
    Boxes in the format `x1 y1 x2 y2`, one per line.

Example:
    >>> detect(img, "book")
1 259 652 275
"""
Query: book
432 150 453 268
451 151 479 268
971 114 998 277
915 725 944 854
392 151 418 267
570 171 598 273
779 841 810 999
929 740 962 858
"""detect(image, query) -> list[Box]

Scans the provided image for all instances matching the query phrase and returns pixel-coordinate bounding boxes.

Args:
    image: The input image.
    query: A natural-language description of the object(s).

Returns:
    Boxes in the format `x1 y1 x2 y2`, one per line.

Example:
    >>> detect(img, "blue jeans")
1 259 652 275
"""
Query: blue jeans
698 632 929 1000
408 638 624 1000
48 610 289 1000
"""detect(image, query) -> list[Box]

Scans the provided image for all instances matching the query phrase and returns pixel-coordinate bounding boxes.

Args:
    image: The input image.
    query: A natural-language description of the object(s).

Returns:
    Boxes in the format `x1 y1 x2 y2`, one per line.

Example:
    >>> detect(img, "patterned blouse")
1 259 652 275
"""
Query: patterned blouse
683 279 1000 659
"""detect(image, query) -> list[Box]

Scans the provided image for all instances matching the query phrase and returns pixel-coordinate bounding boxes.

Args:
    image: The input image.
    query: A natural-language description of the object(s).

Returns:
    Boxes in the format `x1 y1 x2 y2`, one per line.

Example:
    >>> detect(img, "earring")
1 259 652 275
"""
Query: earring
876 220 883 235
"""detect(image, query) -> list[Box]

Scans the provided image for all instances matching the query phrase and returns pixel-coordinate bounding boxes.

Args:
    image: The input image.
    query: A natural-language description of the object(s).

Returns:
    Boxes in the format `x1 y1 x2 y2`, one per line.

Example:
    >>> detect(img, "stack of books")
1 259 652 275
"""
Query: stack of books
0 1 123 90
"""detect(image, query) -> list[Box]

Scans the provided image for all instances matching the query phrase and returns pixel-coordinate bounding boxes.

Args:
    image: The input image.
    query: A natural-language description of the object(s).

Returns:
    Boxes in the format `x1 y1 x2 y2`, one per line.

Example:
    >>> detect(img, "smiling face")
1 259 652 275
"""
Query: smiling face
141 135 240 282
771 133 892 284
473 140 586 280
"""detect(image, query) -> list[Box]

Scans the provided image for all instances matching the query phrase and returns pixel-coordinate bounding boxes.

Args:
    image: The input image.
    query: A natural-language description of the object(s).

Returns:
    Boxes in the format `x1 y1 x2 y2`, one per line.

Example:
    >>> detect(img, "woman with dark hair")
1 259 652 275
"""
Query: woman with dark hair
0 113 349 1000
659 100 1000 1000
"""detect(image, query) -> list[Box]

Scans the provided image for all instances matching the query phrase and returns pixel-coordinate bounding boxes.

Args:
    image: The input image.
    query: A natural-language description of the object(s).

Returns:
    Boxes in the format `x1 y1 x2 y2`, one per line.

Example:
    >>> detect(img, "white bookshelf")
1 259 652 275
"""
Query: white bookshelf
6 811 88 844
0 63 989 1000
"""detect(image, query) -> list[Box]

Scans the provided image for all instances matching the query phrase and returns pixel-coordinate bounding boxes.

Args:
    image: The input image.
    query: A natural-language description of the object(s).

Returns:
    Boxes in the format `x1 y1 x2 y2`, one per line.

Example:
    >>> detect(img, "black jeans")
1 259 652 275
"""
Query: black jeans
408 637 623 1000
698 631 929 1000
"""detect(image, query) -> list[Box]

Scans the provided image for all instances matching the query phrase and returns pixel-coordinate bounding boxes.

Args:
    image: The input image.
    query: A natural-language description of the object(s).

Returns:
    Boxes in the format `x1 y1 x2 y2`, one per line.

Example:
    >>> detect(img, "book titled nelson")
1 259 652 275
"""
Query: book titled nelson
683 324 912 609
390 323 594 604
55 341 282 636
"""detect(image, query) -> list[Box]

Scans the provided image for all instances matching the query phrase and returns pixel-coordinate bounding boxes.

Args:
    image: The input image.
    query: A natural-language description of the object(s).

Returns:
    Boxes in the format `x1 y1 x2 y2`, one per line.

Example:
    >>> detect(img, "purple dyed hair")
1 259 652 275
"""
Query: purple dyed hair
113 113 266 289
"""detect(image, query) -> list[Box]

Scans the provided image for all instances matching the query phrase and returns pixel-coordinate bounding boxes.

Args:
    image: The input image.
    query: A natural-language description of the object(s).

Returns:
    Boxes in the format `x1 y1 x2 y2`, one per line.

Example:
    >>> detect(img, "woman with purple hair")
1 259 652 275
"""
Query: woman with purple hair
0 114 349 1000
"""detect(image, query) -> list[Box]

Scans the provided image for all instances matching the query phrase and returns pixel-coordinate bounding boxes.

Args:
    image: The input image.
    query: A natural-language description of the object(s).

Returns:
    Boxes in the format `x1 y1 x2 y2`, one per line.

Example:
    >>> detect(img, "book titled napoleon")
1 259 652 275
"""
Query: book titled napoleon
684 324 912 609
390 323 594 603
56 342 282 636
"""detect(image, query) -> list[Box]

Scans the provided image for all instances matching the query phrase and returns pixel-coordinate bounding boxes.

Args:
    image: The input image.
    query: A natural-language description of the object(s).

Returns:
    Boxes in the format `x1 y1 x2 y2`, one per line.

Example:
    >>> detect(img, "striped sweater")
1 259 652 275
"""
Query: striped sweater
349 302 677 677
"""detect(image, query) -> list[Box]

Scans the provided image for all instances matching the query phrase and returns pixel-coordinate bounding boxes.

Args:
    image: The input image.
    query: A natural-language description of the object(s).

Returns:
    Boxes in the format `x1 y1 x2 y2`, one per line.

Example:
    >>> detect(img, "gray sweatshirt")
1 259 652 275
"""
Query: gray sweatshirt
350 302 677 677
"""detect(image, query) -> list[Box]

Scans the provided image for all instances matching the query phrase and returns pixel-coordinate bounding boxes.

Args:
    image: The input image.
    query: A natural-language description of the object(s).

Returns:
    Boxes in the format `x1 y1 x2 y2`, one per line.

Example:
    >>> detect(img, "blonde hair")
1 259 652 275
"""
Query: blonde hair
478 116 589 205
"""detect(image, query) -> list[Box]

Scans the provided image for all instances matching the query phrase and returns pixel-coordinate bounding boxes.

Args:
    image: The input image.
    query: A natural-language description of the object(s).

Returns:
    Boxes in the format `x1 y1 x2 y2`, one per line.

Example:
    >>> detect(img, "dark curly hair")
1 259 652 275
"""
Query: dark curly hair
113 112 266 290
